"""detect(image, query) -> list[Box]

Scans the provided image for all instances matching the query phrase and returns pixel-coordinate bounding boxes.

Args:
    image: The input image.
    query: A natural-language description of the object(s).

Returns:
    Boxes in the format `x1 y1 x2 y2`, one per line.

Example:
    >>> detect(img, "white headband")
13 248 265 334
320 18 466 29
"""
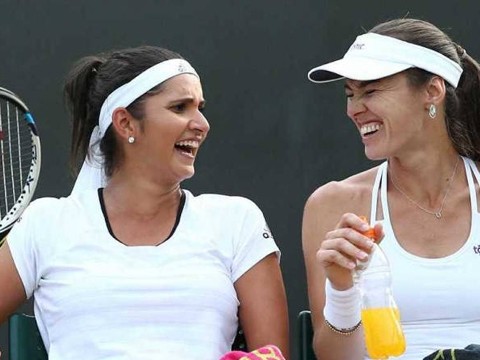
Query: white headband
71 58 199 194
308 33 463 88
98 58 198 138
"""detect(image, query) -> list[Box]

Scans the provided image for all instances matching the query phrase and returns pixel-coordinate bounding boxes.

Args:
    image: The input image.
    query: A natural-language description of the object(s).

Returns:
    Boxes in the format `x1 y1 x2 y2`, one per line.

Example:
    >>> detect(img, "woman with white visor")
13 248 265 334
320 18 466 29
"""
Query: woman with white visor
302 18 480 359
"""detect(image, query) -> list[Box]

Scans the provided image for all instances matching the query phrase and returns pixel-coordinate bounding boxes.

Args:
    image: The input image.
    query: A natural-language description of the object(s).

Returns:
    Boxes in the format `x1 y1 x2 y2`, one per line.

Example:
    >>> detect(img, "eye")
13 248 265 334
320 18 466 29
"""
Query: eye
345 92 353 99
198 104 206 113
171 103 186 113
364 89 376 96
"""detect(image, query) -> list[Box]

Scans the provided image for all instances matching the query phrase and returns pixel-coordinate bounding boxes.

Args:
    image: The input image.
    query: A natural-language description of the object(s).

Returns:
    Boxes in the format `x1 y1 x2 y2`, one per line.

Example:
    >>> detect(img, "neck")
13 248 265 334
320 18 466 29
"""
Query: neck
388 154 462 213
103 178 182 217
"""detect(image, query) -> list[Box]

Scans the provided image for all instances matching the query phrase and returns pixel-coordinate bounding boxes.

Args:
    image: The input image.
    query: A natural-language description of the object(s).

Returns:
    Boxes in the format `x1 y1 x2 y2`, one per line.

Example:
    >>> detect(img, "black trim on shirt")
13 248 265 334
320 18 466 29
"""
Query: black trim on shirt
97 188 186 246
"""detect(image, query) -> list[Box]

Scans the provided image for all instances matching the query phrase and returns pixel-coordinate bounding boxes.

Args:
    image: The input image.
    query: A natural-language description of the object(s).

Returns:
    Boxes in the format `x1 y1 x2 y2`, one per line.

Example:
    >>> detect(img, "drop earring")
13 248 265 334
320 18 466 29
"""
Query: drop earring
128 136 135 144
428 104 437 119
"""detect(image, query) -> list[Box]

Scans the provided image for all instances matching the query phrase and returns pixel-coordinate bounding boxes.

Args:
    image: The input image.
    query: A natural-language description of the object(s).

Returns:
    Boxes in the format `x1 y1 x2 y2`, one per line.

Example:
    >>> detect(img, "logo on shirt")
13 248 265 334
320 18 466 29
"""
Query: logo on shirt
263 224 273 240
473 245 480 254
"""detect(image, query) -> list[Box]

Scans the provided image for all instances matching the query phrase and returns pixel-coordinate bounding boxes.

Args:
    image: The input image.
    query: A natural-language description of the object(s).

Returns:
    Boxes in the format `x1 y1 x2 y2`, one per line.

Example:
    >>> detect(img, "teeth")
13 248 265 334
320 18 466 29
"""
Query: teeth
175 140 199 148
360 123 382 135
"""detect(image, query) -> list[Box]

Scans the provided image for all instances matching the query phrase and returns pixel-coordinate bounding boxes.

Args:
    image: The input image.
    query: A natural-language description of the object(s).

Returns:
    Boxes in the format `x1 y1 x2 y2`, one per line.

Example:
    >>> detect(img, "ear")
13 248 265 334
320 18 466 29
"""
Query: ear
424 76 446 106
111 107 137 142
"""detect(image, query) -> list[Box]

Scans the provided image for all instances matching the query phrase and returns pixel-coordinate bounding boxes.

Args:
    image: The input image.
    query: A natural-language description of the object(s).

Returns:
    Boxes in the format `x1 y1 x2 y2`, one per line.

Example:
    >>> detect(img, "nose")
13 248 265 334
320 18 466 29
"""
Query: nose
190 110 210 135
346 96 367 121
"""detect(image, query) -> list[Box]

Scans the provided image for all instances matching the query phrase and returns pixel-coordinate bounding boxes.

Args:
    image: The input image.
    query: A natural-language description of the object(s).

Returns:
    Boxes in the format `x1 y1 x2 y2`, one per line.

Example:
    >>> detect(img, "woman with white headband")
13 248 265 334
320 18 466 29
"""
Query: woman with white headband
302 18 480 359
0 45 289 359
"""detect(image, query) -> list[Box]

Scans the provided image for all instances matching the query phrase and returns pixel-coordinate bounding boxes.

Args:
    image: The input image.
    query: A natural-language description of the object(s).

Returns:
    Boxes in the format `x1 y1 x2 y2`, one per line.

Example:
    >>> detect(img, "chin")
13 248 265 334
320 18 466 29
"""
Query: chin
364 149 387 161
179 167 195 181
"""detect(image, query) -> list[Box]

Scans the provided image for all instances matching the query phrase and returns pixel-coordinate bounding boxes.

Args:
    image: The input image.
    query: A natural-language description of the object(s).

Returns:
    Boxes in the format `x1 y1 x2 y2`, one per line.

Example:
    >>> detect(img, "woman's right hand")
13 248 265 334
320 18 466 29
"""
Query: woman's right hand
316 213 383 290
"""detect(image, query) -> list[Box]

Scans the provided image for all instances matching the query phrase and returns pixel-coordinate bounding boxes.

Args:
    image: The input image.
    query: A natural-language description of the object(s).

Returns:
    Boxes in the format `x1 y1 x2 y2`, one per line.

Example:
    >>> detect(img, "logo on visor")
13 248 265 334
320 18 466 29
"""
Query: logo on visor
178 64 186 73
351 43 365 50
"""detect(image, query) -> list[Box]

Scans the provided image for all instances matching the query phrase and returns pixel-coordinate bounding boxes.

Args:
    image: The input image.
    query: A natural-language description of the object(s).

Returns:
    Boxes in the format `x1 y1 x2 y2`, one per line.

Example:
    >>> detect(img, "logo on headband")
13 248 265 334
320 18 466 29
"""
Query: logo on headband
351 42 365 50
178 63 186 73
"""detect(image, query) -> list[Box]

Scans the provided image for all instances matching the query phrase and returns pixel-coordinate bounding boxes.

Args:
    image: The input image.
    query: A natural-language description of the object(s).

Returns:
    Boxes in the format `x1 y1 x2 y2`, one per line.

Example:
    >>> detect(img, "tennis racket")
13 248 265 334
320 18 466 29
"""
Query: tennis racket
0 87 41 245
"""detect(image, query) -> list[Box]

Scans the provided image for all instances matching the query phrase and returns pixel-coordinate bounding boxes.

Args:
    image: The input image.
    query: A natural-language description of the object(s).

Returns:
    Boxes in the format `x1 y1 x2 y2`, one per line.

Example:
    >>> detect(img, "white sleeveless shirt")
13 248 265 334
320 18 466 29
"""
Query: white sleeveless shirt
369 157 480 359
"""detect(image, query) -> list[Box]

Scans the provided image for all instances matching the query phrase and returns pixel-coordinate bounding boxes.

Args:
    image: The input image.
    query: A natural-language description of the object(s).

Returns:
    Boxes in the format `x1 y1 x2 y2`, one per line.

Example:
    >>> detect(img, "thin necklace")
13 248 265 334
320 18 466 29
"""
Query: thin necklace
389 157 460 219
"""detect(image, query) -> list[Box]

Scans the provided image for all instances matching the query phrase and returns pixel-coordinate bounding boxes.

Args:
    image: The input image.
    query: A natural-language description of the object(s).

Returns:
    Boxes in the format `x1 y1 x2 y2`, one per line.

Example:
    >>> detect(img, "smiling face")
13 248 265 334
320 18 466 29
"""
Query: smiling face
126 73 209 185
344 72 429 160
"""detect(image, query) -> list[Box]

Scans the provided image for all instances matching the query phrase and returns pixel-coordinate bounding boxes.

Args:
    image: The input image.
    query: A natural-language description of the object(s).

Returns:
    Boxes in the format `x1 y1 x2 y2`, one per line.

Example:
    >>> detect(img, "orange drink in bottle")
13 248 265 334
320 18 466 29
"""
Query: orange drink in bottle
355 217 406 359
361 307 406 358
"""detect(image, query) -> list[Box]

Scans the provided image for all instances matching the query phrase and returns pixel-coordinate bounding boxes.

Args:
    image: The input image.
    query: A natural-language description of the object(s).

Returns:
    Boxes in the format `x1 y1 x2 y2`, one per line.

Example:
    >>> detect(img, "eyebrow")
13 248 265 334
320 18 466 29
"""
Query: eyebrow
169 96 206 106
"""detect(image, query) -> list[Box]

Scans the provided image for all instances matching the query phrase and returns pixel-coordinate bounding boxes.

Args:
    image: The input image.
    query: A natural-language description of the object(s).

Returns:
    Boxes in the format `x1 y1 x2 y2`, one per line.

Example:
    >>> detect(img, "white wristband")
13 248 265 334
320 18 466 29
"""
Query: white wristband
323 279 361 330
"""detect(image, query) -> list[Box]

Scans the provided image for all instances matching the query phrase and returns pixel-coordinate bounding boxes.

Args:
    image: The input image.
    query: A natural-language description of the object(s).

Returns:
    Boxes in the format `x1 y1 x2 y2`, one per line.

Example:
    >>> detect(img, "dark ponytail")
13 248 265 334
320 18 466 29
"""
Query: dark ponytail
450 50 480 160
370 18 480 160
64 55 106 175
63 46 184 177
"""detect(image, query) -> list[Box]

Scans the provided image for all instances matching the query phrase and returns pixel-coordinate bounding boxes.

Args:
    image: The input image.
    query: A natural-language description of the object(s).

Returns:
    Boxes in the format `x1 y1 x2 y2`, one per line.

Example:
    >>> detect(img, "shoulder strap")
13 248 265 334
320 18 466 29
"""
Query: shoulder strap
370 162 387 226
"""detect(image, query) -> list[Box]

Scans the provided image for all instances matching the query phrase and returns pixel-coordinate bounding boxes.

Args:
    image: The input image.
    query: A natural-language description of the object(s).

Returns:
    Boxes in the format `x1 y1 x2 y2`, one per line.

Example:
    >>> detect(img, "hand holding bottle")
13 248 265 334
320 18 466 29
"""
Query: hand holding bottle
316 213 381 290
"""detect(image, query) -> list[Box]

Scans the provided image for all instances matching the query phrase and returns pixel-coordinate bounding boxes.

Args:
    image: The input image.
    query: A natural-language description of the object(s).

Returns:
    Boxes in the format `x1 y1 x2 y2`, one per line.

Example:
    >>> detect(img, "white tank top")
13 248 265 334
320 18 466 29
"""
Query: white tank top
370 157 480 360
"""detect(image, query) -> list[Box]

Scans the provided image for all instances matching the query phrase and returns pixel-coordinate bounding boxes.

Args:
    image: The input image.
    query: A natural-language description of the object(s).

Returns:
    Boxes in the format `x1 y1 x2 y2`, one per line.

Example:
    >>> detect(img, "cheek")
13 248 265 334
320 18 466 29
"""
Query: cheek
392 102 423 124
367 97 397 119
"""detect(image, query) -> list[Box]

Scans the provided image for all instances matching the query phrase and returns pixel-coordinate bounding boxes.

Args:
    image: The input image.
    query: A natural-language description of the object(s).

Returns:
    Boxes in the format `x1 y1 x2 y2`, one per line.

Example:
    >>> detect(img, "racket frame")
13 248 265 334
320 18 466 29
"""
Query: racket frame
0 87 41 235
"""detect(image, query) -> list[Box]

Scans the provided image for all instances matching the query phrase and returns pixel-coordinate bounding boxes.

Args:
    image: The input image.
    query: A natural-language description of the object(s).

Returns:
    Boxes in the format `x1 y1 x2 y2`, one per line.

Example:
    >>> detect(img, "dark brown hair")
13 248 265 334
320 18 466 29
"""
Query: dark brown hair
370 18 480 160
64 46 184 177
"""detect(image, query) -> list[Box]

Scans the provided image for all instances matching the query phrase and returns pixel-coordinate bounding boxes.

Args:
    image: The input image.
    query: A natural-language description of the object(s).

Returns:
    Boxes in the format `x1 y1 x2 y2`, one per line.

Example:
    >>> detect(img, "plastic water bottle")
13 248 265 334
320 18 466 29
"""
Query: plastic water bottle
354 217 406 359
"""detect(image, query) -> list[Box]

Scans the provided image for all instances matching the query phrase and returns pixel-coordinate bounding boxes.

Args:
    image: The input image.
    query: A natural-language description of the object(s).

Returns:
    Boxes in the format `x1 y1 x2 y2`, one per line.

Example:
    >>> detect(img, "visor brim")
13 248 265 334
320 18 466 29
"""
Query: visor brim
308 57 413 83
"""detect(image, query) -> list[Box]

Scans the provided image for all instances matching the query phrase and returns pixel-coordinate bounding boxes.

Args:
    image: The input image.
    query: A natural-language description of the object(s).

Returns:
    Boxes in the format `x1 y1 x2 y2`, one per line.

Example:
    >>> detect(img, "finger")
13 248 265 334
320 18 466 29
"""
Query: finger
317 248 357 270
325 227 375 252
373 222 385 244
322 237 370 260
336 213 371 233
320 238 371 268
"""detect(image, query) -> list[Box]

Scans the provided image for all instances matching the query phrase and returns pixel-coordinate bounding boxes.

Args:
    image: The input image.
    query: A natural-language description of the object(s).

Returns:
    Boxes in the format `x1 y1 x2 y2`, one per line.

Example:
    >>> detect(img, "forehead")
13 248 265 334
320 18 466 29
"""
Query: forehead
161 73 203 97
344 72 408 90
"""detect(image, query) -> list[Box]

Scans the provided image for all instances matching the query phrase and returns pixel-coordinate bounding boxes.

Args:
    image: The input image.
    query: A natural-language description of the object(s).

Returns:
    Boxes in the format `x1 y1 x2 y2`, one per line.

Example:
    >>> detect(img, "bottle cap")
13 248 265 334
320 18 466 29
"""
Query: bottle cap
359 216 375 239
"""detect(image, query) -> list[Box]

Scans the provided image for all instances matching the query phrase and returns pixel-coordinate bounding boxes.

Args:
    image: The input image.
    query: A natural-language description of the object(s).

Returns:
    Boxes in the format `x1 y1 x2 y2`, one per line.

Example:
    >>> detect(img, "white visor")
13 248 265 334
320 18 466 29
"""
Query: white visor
308 33 463 88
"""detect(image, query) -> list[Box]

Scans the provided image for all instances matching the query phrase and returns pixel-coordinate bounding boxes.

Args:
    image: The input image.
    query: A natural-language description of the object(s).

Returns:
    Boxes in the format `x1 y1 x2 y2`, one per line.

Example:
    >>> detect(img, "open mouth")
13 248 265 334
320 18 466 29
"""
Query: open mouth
174 140 199 157
360 123 383 136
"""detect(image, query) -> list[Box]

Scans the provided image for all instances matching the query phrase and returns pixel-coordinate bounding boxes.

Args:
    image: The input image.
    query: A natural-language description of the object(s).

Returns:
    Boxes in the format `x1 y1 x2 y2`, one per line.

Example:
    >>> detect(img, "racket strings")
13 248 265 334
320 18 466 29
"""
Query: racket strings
0 99 34 220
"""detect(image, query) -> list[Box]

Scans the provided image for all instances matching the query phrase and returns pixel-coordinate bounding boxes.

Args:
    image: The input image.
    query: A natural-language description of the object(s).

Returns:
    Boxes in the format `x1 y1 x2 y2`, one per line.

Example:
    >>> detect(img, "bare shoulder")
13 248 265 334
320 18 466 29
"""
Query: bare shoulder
302 165 381 252
304 166 380 218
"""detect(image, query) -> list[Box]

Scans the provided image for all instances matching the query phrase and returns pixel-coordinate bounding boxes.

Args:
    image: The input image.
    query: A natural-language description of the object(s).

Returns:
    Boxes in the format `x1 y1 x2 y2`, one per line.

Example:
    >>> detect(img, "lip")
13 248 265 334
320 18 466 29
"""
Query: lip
174 138 202 159
175 138 200 146
359 121 383 137
175 147 196 159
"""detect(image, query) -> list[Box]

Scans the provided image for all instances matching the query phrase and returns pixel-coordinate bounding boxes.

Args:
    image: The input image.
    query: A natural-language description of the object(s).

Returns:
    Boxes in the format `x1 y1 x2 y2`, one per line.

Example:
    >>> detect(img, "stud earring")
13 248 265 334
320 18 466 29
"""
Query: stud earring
428 104 437 119
128 136 135 144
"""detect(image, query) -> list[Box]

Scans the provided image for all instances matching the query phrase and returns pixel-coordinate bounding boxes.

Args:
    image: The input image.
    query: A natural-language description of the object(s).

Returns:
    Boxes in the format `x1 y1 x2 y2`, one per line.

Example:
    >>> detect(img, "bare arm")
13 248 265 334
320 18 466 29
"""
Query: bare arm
0 242 27 324
234 253 289 358
302 183 382 360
